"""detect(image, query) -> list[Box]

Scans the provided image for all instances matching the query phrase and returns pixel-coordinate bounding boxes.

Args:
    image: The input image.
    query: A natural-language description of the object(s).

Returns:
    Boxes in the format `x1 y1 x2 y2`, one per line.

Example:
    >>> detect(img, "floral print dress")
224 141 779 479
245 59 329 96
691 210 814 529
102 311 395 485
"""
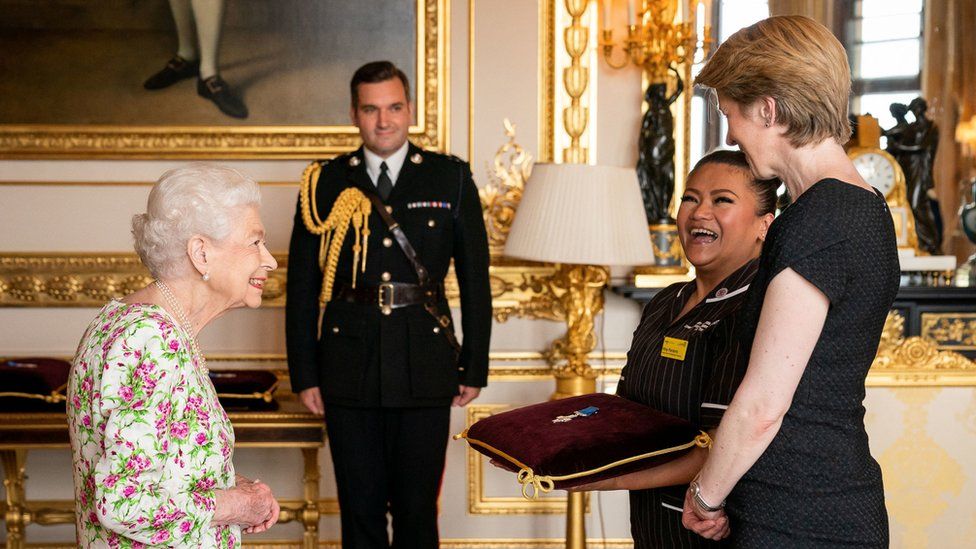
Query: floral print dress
68 300 241 548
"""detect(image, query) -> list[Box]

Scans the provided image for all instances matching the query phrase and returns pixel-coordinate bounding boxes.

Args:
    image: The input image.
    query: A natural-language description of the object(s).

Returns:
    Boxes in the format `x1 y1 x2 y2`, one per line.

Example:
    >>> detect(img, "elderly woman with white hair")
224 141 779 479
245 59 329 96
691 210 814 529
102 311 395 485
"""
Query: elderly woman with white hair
67 164 280 548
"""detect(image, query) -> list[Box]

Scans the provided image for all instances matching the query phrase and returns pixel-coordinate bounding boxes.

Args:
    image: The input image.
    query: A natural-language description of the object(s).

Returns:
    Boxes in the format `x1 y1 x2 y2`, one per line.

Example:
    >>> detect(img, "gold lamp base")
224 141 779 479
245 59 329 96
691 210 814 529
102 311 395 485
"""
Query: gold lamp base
544 263 609 549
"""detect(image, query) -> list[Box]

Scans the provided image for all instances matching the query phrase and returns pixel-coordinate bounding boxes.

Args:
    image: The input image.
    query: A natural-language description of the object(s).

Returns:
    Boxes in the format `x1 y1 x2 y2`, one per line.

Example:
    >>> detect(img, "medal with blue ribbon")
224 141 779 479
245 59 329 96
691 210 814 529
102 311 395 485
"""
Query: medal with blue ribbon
551 406 599 423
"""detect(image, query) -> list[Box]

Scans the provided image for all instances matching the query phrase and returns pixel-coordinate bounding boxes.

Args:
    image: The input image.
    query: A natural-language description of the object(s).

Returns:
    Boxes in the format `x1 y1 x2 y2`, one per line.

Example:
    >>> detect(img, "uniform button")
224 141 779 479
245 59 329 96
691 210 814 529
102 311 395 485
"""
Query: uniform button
427 219 436 228
385 205 393 214
331 326 340 334
383 237 393 247
381 272 391 281
433 327 441 334
458 367 465 371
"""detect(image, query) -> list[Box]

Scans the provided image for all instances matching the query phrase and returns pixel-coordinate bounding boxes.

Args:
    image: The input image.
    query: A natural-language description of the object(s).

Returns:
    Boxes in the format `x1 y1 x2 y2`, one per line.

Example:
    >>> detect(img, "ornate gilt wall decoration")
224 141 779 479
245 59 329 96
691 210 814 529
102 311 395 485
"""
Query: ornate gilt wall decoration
561 0 591 163
9 540 635 549
0 254 563 322
0 254 286 307
539 0 558 162
479 119 534 258
920 313 976 351
868 311 976 386
0 0 445 159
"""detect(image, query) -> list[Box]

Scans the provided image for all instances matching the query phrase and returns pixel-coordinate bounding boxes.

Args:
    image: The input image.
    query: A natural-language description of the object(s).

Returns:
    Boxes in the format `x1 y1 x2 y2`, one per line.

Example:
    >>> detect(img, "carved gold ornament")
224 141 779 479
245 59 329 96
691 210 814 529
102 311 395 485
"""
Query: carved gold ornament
868 311 976 386
921 313 976 350
480 119 534 258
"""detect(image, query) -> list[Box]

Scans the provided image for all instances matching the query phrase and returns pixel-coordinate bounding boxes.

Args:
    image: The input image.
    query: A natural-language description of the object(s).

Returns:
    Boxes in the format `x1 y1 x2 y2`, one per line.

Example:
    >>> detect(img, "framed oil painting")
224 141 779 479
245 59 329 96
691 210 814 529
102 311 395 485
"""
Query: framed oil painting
0 0 447 158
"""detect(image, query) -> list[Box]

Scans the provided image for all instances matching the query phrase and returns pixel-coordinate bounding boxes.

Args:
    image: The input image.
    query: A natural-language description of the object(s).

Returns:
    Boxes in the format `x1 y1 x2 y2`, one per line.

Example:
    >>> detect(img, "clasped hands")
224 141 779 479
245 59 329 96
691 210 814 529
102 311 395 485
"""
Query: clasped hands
681 485 730 541
213 474 280 534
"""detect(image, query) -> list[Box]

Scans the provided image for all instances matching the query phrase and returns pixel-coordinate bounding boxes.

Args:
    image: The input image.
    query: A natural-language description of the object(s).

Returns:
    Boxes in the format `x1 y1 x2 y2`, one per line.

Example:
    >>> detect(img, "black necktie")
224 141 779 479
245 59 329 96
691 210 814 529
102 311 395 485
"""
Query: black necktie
377 161 393 201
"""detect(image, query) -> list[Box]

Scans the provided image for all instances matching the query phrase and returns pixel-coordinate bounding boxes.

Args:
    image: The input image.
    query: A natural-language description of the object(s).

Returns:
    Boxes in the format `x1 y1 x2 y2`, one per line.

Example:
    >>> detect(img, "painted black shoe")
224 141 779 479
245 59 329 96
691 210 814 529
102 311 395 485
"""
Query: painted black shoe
197 76 249 119
143 56 199 90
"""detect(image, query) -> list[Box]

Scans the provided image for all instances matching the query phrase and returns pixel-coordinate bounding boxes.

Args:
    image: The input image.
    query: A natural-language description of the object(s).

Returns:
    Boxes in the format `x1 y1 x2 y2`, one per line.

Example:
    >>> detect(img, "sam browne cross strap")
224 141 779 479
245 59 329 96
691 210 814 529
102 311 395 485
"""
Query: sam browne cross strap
360 188 462 359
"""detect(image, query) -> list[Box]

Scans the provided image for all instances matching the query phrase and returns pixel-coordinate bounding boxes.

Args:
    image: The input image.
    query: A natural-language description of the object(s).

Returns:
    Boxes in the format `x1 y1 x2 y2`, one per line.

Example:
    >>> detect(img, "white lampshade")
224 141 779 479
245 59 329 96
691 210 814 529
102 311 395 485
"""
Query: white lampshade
505 163 654 266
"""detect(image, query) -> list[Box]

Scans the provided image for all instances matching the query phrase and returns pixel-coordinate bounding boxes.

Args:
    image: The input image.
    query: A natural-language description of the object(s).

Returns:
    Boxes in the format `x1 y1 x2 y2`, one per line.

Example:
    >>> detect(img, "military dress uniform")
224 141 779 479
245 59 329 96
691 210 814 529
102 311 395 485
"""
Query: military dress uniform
616 258 758 549
286 142 491 549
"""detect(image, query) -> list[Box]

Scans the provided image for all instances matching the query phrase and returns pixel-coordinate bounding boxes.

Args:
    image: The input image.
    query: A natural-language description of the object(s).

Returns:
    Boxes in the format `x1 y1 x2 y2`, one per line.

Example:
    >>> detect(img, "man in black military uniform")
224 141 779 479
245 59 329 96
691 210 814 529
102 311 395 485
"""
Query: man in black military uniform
286 61 491 549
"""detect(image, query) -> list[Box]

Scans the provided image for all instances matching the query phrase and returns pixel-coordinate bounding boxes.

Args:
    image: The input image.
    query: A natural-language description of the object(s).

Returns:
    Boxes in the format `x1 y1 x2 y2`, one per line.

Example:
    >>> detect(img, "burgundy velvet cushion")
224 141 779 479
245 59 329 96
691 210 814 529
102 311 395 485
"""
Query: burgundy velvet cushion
0 357 70 412
459 393 708 496
208 370 280 411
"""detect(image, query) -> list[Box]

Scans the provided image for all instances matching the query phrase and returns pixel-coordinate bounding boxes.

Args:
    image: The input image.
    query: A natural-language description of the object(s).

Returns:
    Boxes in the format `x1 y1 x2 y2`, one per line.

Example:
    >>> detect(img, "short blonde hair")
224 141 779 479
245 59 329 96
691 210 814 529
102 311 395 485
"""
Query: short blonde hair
695 15 851 147
132 164 261 278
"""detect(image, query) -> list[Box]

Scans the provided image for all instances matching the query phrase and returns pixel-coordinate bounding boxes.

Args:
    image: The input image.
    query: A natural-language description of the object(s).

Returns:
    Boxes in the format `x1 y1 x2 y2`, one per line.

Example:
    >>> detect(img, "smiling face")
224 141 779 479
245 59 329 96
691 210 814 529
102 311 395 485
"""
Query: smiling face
677 163 773 277
350 78 413 158
206 205 277 310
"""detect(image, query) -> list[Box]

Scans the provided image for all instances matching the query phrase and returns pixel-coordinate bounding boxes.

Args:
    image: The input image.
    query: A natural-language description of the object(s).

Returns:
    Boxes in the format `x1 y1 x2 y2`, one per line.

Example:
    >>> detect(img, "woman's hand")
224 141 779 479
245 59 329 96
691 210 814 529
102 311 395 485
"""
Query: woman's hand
681 486 730 540
213 478 279 532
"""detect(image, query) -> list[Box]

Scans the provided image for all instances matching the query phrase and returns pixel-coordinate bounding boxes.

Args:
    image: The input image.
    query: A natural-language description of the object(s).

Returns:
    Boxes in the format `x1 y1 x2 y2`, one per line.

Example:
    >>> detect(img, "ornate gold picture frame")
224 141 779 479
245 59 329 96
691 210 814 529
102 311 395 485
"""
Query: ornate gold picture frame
0 0 446 159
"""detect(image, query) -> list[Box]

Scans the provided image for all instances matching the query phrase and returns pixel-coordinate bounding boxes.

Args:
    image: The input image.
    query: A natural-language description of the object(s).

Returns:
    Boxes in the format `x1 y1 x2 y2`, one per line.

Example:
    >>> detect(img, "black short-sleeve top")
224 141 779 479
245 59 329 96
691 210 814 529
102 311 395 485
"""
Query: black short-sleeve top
617 257 758 430
727 178 899 546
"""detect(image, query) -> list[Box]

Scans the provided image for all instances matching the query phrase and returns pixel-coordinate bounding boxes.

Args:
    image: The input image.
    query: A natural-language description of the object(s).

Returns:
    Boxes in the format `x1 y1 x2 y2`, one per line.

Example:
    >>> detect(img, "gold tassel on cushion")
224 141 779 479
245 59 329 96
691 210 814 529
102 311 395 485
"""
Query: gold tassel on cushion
299 161 372 304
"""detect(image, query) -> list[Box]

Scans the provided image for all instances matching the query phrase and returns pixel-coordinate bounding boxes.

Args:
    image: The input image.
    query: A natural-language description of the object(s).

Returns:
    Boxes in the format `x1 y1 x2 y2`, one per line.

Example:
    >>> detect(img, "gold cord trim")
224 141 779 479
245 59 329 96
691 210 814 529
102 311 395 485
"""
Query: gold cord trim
455 430 712 500
0 391 67 403
299 162 372 303
214 380 280 403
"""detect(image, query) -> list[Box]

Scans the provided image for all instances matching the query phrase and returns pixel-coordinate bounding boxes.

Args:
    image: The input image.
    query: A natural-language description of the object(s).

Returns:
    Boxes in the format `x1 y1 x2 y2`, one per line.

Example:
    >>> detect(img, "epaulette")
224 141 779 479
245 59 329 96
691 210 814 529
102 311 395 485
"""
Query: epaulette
417 149 468 165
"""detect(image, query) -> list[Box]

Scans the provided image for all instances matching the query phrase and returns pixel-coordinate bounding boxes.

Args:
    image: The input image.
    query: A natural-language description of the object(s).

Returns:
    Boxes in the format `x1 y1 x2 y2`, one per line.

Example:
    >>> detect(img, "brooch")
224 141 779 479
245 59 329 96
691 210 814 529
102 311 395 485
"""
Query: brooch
552 406 599 423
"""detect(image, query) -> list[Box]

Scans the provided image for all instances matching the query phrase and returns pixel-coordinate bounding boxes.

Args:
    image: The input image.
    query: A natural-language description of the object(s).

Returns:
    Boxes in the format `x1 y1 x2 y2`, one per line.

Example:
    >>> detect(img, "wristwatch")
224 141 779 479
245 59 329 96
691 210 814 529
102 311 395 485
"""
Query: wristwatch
689 480 725 513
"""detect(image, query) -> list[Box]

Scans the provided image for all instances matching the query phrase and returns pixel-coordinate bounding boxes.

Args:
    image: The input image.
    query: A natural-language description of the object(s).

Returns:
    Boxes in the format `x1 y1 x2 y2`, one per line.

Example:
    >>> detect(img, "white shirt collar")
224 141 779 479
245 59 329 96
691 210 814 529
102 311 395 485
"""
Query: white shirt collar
363 141 410 186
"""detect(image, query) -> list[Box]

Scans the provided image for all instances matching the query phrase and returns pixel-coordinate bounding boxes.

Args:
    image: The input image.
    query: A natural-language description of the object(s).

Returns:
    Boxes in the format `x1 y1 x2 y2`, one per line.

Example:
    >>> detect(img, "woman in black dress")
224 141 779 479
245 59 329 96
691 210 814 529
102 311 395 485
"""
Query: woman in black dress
683 16 899 547
575 150 777 548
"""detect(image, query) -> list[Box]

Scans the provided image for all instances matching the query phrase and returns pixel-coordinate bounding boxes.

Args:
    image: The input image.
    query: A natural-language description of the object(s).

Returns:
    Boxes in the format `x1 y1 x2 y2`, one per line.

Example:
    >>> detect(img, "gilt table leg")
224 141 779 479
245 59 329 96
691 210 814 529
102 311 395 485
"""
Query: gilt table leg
300 448 321 549
1 450 28 549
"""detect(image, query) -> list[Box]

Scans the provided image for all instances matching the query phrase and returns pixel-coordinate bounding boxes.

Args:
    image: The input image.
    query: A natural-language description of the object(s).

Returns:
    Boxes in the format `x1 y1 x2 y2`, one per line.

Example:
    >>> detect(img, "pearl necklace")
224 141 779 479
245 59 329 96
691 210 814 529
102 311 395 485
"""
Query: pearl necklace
154 280 209 375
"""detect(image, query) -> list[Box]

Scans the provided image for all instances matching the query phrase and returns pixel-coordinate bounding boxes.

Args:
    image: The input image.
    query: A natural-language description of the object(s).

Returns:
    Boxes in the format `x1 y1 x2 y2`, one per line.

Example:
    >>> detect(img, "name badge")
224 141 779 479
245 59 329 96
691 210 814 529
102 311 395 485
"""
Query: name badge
661 336 688 361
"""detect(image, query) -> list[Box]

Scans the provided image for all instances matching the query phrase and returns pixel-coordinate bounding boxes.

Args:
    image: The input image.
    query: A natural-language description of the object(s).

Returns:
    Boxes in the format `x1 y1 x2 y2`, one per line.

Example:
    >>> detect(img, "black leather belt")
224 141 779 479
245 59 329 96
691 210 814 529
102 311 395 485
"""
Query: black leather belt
334 281 444 314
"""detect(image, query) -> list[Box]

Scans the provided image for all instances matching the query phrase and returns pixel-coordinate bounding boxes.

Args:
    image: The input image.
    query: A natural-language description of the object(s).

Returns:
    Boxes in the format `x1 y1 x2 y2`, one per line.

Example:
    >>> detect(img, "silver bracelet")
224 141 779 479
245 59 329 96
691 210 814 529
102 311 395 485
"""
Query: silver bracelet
690 480 725 512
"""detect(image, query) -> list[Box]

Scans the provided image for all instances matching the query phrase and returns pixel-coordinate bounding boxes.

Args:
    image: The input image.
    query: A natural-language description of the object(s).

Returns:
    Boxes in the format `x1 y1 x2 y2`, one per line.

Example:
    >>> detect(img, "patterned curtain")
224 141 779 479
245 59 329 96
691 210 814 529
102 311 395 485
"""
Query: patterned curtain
923 0 976 260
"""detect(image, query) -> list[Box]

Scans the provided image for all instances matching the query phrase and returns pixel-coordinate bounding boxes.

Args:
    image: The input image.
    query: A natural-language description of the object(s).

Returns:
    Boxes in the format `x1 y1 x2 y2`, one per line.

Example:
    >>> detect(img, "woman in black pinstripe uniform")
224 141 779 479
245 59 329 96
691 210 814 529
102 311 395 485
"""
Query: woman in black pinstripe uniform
575 150 777 548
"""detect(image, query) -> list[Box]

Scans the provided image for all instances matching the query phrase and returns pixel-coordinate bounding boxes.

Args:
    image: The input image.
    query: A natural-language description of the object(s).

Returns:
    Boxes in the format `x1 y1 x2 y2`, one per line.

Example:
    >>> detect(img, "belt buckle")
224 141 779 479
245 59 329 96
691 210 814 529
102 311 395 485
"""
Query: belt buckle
378 282 394 315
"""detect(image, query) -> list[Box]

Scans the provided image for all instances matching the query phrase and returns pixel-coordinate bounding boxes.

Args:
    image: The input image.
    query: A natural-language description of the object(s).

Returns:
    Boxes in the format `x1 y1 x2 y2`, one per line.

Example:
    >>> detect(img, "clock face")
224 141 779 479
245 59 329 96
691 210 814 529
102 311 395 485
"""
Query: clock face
851 152 896 197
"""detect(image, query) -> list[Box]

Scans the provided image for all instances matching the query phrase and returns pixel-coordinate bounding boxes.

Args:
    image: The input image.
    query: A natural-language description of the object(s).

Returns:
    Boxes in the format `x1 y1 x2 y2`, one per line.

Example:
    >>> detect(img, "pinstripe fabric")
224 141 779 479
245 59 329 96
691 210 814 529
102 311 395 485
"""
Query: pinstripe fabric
617 258 758 549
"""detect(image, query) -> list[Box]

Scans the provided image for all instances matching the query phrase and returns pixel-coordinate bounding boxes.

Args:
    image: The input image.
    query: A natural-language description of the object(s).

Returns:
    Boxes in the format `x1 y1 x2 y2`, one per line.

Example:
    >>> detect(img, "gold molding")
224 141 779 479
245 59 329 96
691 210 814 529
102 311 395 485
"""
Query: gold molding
0 353 628 382
0 180 298 187
539 0 557 162
0 0 445 159
4 540 635 549
920 313 976 351
0 253 561 320
463 405 573 514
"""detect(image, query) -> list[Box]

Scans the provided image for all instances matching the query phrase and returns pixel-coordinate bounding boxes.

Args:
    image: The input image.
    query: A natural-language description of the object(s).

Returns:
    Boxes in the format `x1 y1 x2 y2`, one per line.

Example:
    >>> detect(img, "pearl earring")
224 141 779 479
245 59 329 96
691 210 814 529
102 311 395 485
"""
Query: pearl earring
202 272 210 282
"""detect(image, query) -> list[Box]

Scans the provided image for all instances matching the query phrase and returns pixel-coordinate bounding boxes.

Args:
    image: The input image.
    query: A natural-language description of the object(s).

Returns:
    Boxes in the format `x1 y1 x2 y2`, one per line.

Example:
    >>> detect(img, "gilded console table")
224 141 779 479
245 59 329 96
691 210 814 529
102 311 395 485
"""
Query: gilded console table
0 405 326 549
